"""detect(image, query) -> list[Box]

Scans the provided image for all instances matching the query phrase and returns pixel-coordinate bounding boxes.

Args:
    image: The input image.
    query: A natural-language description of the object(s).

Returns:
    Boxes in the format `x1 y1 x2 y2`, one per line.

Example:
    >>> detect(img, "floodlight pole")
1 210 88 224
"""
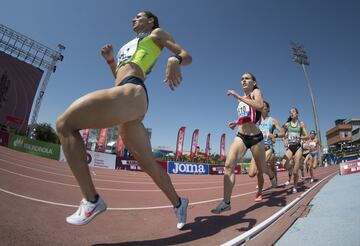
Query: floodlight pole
291 41 323 165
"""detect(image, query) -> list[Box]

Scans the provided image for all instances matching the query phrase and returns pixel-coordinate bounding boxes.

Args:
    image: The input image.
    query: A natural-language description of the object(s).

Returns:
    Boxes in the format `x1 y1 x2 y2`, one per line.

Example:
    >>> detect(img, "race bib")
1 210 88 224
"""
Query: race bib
237 102 250 119
117 37 139 65
288 132 300 143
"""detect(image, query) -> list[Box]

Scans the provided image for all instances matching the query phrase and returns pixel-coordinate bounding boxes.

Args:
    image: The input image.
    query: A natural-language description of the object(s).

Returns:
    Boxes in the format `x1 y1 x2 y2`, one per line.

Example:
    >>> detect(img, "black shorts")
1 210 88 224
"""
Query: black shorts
265 145 274 153
236 132 264 149
288 144 301 155
302 151 309 158
118 76 148 108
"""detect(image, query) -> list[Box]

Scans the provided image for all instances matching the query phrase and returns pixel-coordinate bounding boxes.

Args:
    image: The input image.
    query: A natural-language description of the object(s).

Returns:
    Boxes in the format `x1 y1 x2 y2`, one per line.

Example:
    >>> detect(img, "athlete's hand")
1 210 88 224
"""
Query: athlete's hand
228 121 237 130
165 56 183 91
227 90 240 100
101 44 115 61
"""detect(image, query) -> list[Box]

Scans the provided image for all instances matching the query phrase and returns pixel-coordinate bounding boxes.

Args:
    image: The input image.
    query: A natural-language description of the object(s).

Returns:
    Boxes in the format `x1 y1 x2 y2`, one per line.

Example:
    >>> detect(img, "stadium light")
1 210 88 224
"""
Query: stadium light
291 41 322 165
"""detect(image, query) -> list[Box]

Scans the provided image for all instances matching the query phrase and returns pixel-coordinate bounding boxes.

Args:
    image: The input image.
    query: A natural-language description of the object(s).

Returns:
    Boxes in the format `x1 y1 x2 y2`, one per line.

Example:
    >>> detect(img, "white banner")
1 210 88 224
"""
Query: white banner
87 150 116 169
59 148 116 169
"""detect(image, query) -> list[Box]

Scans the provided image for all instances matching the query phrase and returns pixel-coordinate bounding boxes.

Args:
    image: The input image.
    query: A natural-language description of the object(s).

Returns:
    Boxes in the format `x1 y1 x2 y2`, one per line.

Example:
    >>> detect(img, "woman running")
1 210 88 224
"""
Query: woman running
211 72 276 213
282 107 308 193
249 101 285 201
56 11 192 229
308 130 321 183
302 138 311 177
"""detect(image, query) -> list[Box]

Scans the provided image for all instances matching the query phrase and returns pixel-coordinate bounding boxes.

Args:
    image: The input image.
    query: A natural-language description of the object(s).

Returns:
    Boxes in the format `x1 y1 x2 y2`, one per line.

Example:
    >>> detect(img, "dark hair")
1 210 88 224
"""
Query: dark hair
287 107 299 122
142 11 159 30
310 130 316 135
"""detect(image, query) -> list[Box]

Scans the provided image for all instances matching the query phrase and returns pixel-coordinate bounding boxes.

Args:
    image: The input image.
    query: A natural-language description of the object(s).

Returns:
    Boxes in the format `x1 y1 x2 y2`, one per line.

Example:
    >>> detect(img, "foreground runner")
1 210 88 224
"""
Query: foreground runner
308 130 321 183
56 11 192 229
249 101 284 201
282 108 308 193
211 72 276 213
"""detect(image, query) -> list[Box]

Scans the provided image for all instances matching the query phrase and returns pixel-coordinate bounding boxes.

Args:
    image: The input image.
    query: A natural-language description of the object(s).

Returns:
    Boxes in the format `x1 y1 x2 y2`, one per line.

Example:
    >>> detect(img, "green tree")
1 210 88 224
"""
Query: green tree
33 123 59 144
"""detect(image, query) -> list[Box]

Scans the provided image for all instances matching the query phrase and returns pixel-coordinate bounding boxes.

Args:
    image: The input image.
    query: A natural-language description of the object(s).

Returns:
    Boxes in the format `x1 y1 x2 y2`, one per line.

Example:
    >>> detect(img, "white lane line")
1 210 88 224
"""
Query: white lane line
0 170 337 211
0 158 225 185
221 171 338 246
0 187 254 210
0 167 257 192
0 153 158 181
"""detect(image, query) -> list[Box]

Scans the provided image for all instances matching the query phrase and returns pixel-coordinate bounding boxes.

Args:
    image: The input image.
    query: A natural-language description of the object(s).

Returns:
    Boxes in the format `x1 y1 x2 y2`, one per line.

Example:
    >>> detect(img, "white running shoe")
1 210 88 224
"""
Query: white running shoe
66 196 107 225
292 187 297 193
284 180 290 186
174 197 189 230
211 201 231 214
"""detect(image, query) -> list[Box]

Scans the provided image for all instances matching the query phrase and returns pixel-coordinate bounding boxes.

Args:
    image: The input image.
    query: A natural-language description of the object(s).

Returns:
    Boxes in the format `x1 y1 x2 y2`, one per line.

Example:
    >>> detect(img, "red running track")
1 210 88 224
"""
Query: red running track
0 146 338 246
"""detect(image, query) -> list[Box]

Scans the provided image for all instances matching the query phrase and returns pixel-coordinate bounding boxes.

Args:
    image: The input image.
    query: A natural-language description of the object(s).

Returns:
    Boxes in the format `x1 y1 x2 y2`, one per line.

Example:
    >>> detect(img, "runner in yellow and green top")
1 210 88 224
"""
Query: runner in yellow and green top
282 107 308 193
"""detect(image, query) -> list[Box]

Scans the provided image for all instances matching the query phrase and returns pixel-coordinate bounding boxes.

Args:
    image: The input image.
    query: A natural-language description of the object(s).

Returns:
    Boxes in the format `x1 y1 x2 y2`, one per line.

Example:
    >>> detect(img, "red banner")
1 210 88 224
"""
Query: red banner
175 126 186 159
6 115 23 124
0 131 9 146
82 129 90 142
117 130 125 157
97 128 108 152
205 133 211 160
190 129 199 158
220 133 226 161
340 159 360 176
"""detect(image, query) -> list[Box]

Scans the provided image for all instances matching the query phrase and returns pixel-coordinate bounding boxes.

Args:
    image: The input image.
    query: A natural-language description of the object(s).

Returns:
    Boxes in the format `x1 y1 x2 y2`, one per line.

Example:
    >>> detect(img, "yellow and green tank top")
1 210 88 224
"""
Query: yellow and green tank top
286 120 302 144
116 33 161 77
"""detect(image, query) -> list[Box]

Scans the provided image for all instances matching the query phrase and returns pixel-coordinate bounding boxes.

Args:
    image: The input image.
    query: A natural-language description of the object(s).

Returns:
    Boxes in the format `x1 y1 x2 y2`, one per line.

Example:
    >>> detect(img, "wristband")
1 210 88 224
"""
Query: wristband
107 58 115 65
173 54 183 64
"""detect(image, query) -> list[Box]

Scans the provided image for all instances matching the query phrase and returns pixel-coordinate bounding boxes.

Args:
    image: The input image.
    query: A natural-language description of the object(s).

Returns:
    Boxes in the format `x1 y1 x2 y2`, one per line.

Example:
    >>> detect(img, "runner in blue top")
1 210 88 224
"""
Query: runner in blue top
249 101 284 201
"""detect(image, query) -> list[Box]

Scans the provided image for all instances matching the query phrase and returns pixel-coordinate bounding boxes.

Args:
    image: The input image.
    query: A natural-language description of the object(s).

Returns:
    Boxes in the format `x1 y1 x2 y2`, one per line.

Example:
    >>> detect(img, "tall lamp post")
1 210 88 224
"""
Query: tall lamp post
291 41 323 165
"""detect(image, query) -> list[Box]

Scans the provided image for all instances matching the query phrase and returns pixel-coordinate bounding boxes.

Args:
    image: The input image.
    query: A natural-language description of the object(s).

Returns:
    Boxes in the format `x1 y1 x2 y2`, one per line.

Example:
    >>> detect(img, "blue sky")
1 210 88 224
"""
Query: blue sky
2 0 360 156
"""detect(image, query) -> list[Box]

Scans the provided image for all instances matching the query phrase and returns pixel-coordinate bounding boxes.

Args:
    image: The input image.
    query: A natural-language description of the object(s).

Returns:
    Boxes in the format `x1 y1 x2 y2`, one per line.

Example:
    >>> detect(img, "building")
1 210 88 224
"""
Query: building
326 119 359 157
343 118 360 146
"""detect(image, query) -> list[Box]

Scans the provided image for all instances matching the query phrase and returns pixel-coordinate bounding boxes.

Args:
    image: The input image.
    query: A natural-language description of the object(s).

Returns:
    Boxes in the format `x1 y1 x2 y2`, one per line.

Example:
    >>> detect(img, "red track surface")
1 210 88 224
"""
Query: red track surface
0 146 338 246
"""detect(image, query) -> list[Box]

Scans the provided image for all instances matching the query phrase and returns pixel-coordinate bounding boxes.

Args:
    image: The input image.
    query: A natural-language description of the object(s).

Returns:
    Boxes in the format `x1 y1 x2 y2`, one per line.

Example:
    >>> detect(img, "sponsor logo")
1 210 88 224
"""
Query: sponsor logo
168 162 209 175
86 153 92 164
85 205 98 218
12 138 53 154
23 143 53 154
13 138 23 148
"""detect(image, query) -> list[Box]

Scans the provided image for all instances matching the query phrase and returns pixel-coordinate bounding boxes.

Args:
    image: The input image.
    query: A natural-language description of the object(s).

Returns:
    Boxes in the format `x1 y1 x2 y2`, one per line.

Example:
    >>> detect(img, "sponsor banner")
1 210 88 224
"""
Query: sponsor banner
120 158 142 171
0 131 9 146
220 133 226 161
175 126 186 158
339 159 360 176
117 131 125 157
59 147 66 162
190 129 199 158
168 161 209 175
82 129 90 142
205 133 211 160
8 134 60 160
115 157 167 172
97 128 108 152
86 150 116 169
209 164 241 175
